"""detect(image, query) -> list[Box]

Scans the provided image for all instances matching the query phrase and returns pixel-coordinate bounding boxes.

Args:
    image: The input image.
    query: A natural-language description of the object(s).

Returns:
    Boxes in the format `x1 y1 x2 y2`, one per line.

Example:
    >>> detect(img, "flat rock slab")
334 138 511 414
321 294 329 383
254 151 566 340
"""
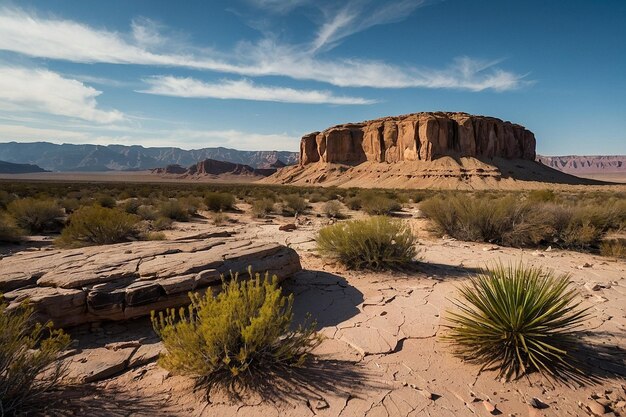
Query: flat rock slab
0 237 301 327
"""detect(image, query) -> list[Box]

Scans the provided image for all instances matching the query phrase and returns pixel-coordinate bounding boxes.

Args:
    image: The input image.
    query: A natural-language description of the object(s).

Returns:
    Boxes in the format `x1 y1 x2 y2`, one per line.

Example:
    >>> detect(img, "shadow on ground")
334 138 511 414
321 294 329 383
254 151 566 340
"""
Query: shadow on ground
284 270 364 328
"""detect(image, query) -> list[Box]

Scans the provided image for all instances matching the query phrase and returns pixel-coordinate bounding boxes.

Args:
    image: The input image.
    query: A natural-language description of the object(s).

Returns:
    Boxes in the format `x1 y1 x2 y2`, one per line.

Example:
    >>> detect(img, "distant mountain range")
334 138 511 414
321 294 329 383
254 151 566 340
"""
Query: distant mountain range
0 160 48 174
0 142 299 172
537 155 625 174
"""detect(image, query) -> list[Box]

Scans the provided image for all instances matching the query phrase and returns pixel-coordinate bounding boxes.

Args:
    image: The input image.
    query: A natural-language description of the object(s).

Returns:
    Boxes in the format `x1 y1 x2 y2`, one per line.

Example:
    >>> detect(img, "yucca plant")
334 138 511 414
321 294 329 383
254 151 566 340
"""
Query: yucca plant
444 263 590 381
152 270 322 391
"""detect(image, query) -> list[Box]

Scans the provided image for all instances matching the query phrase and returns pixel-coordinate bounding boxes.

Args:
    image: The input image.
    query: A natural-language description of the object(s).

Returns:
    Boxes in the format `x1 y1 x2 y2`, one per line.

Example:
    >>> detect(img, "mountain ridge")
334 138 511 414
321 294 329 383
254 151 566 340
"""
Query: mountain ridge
0 141 299 171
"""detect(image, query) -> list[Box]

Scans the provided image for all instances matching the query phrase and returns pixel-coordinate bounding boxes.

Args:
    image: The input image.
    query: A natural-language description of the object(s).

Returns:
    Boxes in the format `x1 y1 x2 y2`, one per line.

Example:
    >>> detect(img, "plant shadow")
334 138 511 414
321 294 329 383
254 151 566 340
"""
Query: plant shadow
283 270 364 329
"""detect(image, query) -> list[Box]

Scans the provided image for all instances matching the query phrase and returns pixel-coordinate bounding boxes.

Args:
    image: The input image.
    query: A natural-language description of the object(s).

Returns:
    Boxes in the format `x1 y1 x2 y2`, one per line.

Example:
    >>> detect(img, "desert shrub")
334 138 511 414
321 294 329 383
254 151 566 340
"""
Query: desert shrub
528 189 556 202
0 299 71 415
322 200 344 219
344 196 362 210
0 190 15 209
95 194 117 209
7 198 64 234
211 212 230 226
600 238 626 259
307 192 328 203
123 198 141 214
353 191 402 215
316 216 417 270
0 212 22 243
282 194 307 215
153 216 174 231
57 205 139 247
58 197 81 214
204 192 236 212
159 200 189 222
251 199 274 218
137 205 158 221
445 263 589 381
179 196 203 216
144 231 166 241
152 271 321 389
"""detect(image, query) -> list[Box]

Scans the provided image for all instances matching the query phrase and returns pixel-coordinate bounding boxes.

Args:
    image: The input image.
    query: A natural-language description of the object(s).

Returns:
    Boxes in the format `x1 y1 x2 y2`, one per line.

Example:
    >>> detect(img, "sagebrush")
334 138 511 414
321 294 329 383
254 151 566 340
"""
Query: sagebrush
152 271 321 390
7 198 64 234
57 205 139 247
316 216 417 270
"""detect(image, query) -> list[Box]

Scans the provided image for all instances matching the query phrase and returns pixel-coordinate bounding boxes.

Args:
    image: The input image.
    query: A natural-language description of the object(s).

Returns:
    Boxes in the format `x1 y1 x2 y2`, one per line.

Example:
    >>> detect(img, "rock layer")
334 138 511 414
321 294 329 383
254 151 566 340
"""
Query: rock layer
299 112 536 165
0 237 301 327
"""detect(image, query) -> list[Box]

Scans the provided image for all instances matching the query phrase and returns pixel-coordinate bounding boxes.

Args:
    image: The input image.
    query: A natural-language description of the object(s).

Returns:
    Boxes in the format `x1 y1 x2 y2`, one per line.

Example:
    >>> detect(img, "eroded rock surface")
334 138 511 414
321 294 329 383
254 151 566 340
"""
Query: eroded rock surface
0 237 301 327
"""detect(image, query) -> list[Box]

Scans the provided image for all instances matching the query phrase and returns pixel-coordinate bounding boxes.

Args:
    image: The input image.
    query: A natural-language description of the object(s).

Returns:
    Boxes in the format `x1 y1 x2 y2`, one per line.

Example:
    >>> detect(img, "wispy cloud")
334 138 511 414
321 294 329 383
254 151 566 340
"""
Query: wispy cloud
311 0 427 53
0 7 528 91
139 76 376 104
0 66 125 123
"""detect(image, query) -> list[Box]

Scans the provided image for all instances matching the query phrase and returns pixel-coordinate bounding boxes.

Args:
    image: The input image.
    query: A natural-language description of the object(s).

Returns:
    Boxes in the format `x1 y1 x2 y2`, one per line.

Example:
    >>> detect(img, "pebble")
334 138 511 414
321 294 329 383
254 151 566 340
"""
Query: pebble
483 400 498 414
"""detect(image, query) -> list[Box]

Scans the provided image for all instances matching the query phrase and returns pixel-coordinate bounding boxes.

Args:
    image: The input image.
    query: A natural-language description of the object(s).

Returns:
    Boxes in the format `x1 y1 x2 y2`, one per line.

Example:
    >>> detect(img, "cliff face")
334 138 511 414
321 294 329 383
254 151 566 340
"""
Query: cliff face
300 112 536 165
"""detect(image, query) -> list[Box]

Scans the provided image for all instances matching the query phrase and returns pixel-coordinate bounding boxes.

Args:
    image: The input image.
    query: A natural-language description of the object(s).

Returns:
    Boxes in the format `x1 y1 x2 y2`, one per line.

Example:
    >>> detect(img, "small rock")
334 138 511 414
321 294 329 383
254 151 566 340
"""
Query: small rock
614 400 626 409
483 400 498 414
482 246 499 251
583 262 593 268
105 341 141 351
587 400 607 416
313 399 329 410
545 246 552 252
585 282 602 291
279 223 297 232
531 250 545 257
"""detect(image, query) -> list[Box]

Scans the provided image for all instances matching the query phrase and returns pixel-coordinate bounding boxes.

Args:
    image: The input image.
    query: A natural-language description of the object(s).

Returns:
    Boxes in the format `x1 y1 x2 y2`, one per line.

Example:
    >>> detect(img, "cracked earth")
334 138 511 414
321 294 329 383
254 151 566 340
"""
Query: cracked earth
17 203 625 417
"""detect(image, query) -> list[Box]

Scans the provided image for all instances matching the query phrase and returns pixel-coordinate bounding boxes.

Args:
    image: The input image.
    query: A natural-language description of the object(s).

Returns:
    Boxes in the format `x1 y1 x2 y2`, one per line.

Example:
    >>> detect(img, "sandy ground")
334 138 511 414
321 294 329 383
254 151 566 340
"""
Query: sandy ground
5 202 619 417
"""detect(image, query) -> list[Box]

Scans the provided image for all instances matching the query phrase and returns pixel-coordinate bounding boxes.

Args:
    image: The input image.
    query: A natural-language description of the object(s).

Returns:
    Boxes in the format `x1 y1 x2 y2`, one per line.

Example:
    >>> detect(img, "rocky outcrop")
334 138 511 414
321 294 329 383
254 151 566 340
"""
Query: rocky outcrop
537 155 626 174
0 237 301 327
299 112 536 165
151 158 277 177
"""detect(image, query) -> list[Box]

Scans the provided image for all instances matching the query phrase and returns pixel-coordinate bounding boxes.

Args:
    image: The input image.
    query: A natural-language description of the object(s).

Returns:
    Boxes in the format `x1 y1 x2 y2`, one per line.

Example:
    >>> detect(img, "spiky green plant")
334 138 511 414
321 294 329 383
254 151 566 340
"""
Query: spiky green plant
444 263 590 381
152 270 322 390
316 216 417 270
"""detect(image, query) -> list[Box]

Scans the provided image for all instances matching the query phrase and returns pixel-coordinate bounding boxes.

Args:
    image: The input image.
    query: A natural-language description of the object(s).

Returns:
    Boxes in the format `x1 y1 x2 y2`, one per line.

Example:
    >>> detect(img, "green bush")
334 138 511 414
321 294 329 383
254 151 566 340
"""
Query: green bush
57 205 139 247
251 199 274 218
137 205 158 221
95 194 117 209
444 263 589 381
345 196 362 211
58 198 81 214
282 194 307 215
152 271 321 389
0 299 71 415
204 192 236 212
316 216 417 270
159 200 189 222
600 238 626 259
123 198 141 214
322 200 344 219
7 198 64 234
0 212 22 243
349 191 402 215
528 189 556 202
153 216 174 231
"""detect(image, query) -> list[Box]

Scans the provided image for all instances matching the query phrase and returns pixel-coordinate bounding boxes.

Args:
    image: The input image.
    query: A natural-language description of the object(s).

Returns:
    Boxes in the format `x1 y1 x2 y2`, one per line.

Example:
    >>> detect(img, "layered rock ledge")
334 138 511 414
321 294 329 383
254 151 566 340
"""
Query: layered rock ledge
0 236 301 327
300 112 536 165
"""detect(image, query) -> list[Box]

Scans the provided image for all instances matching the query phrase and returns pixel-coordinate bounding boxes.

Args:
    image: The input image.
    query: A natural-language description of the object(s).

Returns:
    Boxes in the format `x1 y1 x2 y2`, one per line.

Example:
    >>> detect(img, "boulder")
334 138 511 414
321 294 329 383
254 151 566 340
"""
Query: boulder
0 237 302 327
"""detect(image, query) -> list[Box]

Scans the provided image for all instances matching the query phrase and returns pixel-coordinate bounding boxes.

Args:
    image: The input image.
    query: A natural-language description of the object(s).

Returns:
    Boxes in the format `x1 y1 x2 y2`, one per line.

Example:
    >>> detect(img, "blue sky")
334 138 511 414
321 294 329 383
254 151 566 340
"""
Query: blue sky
0 0 624 154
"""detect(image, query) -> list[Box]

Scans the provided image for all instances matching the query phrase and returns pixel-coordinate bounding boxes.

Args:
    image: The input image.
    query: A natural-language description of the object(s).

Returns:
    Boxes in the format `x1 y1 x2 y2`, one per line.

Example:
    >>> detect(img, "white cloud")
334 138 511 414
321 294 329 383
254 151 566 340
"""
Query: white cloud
0 7 528 91
0 66 125 123
139 76 376 104
312 0 427 53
